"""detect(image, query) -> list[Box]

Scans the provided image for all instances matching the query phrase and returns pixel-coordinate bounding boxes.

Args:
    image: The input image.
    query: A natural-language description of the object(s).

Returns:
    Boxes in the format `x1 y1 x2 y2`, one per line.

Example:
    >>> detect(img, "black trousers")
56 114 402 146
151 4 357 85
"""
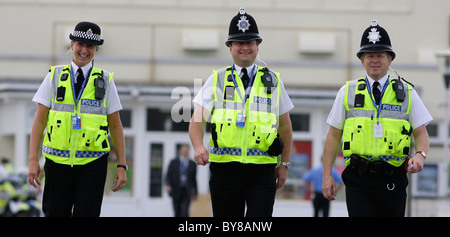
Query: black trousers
42 154 108 217
342 163 408 217
313 192 330 217
172 186 191 217
209 162 276 217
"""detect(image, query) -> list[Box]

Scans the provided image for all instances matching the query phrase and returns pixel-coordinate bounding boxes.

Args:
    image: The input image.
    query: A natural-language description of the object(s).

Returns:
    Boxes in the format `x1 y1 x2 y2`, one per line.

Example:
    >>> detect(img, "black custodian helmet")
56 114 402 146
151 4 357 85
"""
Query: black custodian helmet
225 8 262 47
357 20 395 60
69 21 104 45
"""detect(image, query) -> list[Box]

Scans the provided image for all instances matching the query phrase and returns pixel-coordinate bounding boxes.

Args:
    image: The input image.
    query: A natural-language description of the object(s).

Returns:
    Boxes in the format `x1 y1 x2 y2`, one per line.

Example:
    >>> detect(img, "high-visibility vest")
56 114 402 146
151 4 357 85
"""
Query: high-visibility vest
208 65 281 164
42 65 113 166
342 77 412 167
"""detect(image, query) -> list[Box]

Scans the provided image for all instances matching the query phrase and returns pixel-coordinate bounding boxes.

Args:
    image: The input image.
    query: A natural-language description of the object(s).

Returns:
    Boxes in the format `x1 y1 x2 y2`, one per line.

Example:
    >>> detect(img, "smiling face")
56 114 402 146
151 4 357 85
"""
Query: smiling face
360 52 392 80
229 40 259 67
71 40 98 67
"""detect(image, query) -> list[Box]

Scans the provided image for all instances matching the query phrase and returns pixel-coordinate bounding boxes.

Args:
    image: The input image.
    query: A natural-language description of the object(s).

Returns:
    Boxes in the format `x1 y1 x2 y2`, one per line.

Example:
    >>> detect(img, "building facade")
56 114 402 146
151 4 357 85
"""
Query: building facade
0 0 449 216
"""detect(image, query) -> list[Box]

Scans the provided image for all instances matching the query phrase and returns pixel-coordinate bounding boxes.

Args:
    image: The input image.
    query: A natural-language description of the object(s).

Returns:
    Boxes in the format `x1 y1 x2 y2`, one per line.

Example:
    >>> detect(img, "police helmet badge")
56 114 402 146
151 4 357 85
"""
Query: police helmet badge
368 28 381 44
367 20 381 44
87 28 94 36
237 8 251 33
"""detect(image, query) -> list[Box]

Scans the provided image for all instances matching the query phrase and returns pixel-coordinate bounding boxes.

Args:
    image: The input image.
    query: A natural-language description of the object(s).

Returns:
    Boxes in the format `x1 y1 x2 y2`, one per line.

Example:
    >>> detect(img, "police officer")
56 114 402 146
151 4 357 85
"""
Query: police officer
27 21 127 217
322 20 432 217
189 8 294 217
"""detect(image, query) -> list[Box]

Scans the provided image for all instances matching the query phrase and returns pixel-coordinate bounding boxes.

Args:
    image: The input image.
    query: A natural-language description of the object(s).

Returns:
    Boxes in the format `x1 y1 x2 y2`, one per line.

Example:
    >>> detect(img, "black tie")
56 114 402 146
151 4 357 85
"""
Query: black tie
241 68 250 89
373 81 381 105
75 68 85 96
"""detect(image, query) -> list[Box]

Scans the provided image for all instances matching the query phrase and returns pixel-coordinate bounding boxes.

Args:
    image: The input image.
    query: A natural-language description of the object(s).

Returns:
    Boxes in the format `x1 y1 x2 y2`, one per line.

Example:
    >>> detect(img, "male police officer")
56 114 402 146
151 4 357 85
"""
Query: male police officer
189 8 294 217
322 20 432 217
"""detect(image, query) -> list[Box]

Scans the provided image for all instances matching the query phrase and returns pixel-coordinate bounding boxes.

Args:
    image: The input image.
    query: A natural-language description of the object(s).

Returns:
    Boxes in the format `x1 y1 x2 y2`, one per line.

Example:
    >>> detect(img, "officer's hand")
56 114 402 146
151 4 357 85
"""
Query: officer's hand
322 175 337 200
275 165 288 189
406 154 425 173
194 145 209 166
113 167 127 192
28 160 41 189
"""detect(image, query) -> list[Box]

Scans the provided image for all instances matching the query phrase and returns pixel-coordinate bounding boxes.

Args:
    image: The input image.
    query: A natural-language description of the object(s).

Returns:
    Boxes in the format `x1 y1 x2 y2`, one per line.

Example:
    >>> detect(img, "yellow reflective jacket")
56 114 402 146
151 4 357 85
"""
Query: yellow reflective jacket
42 65 113 166
208 65 281 164
342 77 412 167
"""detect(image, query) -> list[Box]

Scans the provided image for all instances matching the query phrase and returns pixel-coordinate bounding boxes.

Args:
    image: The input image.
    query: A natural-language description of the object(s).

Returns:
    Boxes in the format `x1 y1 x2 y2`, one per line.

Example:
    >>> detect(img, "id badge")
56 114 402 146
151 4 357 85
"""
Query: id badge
236 113 246 128
72 115 81 130
373 123 383 138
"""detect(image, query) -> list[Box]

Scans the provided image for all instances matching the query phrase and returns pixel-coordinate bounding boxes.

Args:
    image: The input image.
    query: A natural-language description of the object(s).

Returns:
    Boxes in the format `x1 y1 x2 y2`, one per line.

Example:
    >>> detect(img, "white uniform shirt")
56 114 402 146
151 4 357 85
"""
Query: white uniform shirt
327 74 433 130
193 63 294 115
32 61 122 115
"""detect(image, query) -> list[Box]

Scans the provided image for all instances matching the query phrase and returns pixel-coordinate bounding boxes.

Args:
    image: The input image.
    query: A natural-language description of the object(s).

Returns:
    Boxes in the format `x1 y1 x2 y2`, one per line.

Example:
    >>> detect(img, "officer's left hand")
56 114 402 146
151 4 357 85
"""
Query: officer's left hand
406 154 425 173
275 165 288 189
113 167 127 192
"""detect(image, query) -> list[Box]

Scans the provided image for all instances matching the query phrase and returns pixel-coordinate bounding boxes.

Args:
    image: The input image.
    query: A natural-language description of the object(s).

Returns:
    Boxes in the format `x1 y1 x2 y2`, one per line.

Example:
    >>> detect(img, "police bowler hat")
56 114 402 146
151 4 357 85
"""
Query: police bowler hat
225 8 262 47
357 20 395 60
69 21 104 46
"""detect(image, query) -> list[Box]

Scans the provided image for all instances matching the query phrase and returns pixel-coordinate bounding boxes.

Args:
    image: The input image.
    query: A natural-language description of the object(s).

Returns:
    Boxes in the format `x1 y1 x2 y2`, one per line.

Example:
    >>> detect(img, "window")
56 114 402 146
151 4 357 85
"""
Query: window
120 109 132 128
425 123 437 138
146 108 191 132
149 143 163 197
290 113 310 132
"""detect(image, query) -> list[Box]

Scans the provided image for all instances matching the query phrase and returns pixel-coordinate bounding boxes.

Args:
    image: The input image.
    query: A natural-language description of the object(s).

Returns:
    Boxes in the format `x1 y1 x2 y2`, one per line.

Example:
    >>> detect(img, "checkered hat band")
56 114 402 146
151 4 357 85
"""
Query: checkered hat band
72 30 101 42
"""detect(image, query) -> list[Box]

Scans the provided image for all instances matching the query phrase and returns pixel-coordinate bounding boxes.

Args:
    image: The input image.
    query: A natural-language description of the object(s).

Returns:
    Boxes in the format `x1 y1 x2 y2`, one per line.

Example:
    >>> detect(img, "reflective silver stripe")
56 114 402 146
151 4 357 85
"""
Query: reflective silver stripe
214 100 277 113
347 109 375 119
249 95 279 114
50 65 66 110
213 101 244 111
80 103 106 115
80 70 111 115
346 80 357 110
52 103 74 113
346 78 410 120
50 65 111 115
42 145 107 158
214 67 279 114
216 67 227 92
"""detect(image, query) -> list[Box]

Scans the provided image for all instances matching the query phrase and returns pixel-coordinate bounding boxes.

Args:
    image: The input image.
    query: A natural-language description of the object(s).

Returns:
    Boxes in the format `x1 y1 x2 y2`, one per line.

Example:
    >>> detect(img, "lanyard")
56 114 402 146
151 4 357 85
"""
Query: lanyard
230 64 256 109
365 76 389 120
70 67 91 106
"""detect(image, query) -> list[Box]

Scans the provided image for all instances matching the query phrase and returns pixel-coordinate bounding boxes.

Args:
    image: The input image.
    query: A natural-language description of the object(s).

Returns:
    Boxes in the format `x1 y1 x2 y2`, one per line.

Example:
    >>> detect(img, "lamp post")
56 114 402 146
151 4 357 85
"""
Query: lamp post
436 50 450 197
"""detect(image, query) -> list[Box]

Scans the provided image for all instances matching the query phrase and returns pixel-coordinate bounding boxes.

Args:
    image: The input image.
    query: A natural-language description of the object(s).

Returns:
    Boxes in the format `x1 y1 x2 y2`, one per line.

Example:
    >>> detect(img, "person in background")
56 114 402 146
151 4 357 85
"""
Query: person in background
304 162 343 217
166 144 198 217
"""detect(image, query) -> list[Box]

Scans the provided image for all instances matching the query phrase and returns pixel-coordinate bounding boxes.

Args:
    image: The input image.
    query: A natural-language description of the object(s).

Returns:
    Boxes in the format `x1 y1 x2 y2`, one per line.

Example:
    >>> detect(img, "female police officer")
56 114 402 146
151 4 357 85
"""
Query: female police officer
322 20 432 217
27 21 127 217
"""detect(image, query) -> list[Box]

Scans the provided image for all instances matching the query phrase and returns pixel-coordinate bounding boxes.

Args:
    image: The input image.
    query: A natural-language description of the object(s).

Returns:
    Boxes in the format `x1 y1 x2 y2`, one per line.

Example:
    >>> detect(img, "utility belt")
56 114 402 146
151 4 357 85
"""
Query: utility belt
348 154 406 191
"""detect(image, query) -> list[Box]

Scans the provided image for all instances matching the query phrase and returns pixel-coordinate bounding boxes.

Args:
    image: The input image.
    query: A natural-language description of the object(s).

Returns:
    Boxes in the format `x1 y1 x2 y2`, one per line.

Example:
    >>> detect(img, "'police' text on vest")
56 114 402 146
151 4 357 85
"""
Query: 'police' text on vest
382 104 401 112
81 99 101 107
